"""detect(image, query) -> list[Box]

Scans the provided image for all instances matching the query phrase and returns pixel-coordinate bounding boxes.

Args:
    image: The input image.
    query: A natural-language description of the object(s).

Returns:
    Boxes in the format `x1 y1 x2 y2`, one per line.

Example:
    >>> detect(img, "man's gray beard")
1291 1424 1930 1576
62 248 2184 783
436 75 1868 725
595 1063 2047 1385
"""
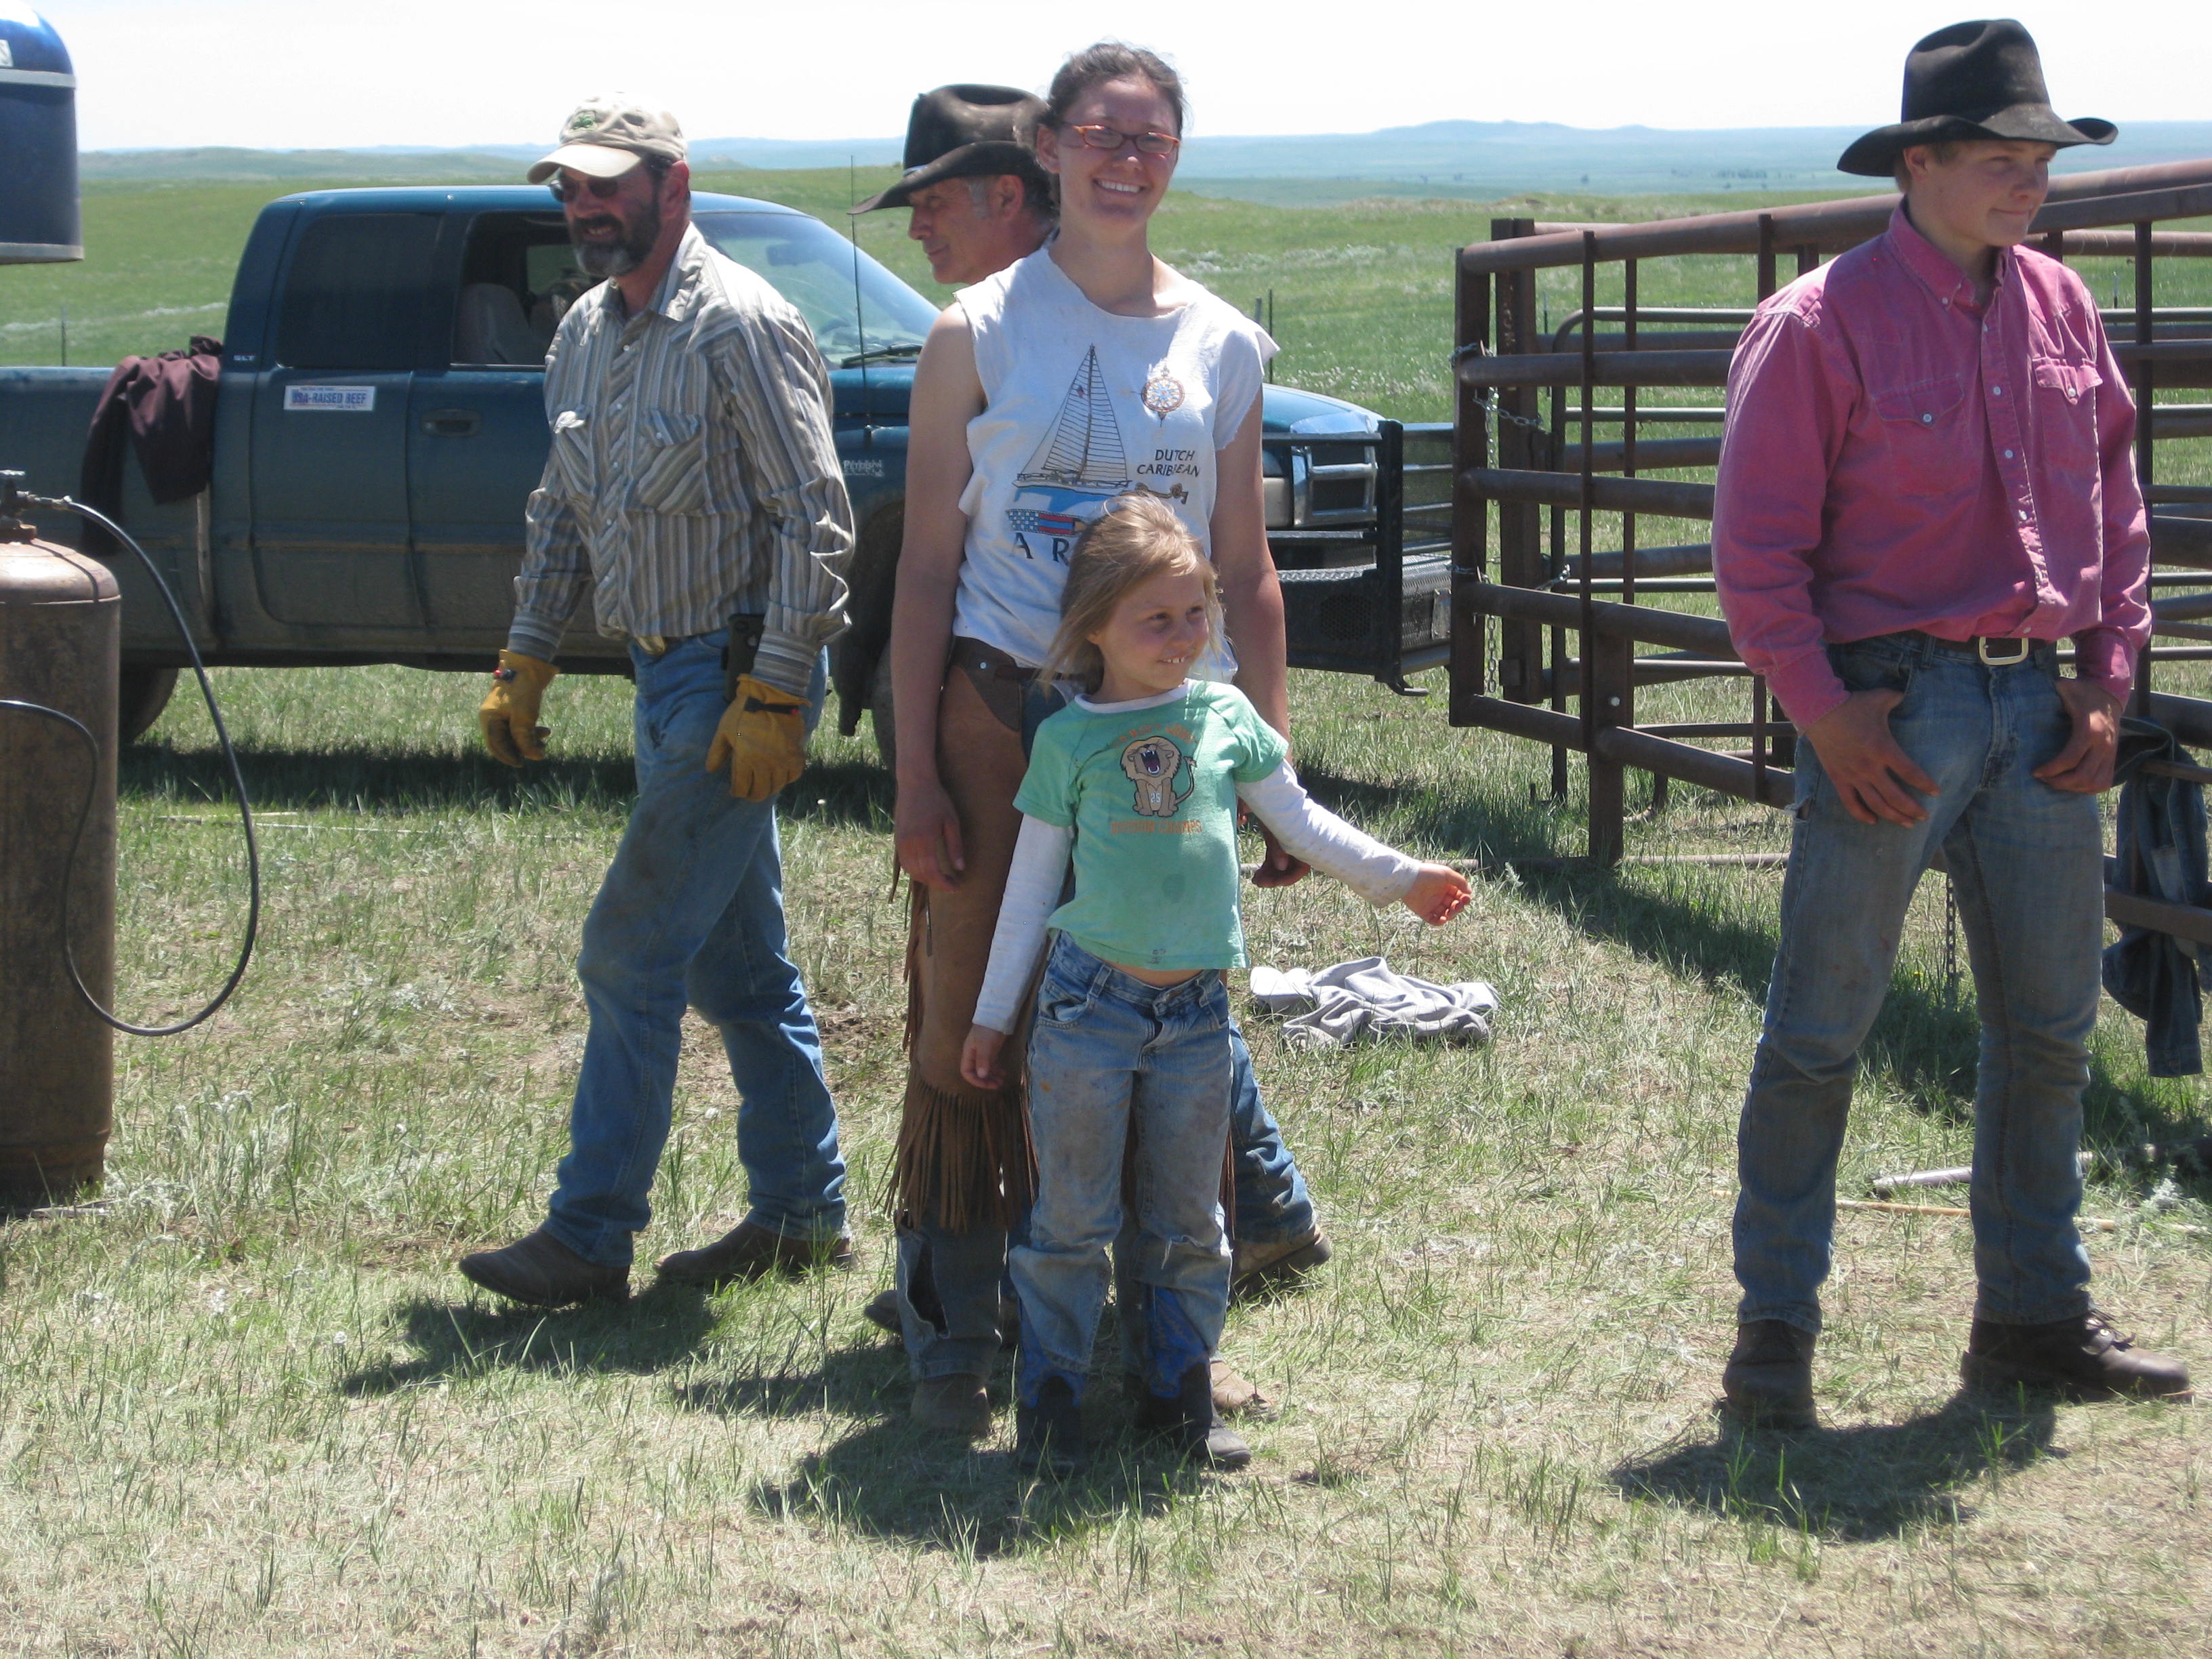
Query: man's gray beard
573 201 661 278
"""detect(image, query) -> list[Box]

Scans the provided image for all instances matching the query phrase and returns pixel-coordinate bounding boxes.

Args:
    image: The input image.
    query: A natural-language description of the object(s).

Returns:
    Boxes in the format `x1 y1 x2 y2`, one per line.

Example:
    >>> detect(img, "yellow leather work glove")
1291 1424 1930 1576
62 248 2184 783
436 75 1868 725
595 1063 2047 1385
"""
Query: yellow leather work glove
707 674 808 801
478 650 556 766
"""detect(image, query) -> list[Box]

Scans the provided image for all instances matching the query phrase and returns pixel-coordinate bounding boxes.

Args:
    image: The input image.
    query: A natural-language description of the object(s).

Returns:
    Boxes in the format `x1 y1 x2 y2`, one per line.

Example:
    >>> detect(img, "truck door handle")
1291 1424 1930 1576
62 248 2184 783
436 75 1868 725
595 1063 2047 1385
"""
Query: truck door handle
421 408 480 437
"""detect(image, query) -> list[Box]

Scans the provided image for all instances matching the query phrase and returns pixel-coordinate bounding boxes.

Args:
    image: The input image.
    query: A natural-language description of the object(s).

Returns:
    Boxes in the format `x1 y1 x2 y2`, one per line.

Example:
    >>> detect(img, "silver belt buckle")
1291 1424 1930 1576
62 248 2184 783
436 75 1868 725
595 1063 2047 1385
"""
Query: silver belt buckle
1978 636 2031 666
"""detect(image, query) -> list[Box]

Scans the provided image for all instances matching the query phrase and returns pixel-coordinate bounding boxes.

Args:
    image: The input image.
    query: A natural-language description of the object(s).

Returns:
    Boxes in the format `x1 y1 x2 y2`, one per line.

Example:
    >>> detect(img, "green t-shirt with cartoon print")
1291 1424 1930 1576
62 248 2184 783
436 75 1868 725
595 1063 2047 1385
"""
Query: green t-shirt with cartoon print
1013 680 1290 972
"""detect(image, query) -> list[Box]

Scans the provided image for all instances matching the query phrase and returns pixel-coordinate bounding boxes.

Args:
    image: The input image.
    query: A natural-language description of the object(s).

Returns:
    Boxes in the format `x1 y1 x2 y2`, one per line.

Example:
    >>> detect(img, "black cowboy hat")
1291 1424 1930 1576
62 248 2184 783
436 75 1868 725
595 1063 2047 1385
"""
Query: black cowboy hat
850 84 1049 214
1837 18 2115 177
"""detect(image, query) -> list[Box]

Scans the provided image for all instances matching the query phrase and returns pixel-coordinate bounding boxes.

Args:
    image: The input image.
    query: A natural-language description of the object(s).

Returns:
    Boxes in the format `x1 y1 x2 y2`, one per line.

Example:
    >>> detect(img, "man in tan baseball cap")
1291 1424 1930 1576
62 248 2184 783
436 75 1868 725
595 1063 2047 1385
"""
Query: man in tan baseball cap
522 95 690 283
461 91 859 1311
527 93 687 182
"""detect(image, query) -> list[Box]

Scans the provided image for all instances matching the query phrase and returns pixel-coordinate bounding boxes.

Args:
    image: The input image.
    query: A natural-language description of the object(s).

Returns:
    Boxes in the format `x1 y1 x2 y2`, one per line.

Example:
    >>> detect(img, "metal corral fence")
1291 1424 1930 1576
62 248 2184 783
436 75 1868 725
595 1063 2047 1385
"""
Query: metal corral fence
1448 157 2212 947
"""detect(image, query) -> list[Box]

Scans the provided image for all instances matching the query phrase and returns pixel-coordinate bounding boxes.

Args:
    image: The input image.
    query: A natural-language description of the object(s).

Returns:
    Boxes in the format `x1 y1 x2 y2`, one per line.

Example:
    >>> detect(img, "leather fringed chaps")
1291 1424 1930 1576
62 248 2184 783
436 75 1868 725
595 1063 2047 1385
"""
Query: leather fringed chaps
890 668 1037 1231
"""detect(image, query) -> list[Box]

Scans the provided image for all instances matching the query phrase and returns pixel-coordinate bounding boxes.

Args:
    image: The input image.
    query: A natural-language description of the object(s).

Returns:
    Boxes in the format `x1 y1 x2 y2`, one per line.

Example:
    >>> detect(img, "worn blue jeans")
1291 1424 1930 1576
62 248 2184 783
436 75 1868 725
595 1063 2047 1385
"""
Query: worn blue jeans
897 1029 1311 1380
545 635 846 1267
1736 634 2100 1334
1012 935 1236 1406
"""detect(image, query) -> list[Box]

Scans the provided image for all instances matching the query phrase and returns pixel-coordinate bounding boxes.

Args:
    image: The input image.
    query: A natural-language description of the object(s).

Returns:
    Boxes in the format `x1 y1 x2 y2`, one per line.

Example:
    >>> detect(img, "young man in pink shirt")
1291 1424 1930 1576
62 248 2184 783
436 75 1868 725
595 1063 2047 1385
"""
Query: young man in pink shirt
1713 19 2190 1425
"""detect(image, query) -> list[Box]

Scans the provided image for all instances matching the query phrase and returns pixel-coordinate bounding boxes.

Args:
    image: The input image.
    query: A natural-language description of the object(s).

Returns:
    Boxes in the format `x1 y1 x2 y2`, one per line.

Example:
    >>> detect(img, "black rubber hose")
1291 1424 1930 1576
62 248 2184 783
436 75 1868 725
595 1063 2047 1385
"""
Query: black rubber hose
1 492 259 1035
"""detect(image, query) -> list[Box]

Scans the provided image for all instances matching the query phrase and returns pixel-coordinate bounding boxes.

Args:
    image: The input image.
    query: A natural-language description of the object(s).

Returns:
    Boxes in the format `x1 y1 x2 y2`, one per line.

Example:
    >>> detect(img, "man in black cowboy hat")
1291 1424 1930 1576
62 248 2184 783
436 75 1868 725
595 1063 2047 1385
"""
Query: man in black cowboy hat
1712 18 2189 1426
851 84 1057 286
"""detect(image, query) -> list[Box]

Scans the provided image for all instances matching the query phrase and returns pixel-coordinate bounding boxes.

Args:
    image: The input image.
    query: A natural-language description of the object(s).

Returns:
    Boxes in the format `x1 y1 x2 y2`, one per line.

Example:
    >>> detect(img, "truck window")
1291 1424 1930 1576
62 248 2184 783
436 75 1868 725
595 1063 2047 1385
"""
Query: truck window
693 211 938 367
453 211 575 367
274 213 443 371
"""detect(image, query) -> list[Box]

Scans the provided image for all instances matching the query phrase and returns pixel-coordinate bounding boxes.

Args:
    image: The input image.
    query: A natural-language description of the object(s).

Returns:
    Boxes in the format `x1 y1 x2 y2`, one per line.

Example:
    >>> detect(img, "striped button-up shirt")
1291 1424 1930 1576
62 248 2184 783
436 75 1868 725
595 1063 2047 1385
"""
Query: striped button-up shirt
1715 207 2150 728
509 222 852 696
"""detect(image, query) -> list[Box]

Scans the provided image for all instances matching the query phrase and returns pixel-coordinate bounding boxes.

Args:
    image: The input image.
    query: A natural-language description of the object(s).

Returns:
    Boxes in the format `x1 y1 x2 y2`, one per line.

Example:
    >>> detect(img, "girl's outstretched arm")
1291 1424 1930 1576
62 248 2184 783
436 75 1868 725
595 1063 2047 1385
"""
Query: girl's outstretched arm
1238 762 1469 924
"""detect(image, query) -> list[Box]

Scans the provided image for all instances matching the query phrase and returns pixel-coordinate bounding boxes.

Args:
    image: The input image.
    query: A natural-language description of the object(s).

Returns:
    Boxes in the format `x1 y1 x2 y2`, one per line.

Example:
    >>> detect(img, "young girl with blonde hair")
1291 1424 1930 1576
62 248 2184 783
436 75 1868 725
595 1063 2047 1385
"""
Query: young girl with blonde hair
962 495 1471 1475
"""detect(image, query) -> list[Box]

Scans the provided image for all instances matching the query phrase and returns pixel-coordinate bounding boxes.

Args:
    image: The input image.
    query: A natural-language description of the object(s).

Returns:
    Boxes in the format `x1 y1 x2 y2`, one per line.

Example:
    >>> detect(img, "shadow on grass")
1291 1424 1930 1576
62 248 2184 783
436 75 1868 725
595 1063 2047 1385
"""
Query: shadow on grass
1612 1391 2062 1540
1299 761 2212 1169
737 1408 1217 1555
337 1281 720 1395
672 1319 1216 1553
119 741 893 830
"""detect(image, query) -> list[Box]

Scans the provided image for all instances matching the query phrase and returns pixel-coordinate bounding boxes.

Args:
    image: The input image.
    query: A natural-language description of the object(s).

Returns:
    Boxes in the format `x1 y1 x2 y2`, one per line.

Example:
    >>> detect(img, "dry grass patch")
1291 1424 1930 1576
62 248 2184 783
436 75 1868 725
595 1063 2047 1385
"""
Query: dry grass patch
3 664 2206 1656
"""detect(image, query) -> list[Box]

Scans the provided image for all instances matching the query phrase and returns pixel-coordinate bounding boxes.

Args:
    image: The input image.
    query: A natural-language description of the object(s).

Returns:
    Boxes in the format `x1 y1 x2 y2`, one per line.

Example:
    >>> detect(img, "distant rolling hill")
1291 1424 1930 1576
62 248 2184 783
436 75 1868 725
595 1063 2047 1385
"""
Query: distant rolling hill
78 119 2212 201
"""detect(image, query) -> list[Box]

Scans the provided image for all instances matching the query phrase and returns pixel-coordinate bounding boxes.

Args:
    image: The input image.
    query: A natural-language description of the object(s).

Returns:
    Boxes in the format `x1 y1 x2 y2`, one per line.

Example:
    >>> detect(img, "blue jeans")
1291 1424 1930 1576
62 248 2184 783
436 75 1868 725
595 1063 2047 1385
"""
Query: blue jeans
545 635 846 1267
895 1029 1307 1380
1227 1029 1315 1246
1012 935 1236 1406
1736 634 2100 1334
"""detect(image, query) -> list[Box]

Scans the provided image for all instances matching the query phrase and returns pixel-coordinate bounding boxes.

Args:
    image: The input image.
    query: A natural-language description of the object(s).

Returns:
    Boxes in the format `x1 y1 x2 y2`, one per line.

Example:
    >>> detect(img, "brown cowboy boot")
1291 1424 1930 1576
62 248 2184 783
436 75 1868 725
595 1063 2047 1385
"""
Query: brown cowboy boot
1231 1227 1333 1298
1721 1319 1818 1429
655 1220 853 1289
912 1373 994 1437
1962 1311 2192 1401
458 1227 630 1308
1124 1359 1274 1419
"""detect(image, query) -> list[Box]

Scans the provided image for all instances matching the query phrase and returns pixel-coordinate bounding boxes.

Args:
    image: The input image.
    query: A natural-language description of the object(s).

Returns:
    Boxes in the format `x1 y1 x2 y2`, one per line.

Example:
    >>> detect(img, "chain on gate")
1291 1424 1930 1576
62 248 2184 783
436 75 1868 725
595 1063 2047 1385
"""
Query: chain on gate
1467 390 1556 439
1451 344 1565 442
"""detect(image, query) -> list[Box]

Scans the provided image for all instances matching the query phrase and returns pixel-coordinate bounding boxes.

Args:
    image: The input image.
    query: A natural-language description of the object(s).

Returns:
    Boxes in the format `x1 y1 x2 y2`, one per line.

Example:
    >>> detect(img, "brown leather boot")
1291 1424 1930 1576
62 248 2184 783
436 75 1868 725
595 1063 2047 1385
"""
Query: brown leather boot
654 1221 853 1289
912 1373 993 1438
1962 1311 2193 1402
1231 1227 1332 1298
1721 1319 1818 1429
458 1227 630 1308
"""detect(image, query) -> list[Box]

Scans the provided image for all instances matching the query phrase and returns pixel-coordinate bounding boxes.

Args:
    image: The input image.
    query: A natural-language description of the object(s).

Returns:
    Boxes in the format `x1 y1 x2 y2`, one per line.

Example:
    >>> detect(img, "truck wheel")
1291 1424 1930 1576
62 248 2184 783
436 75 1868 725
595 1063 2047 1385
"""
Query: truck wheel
868 654 897 772
119 666 180 743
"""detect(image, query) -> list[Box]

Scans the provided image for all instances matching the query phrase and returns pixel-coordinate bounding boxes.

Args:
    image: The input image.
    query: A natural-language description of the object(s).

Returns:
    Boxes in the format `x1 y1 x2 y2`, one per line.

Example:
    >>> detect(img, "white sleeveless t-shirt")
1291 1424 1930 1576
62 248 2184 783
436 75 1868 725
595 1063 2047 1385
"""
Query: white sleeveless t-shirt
951 248 1276 672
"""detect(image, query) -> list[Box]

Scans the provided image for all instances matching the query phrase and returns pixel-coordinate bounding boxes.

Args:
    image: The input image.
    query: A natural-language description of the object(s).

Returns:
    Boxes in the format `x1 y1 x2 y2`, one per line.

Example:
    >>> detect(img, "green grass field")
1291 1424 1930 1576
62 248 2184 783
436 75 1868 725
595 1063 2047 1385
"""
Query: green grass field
2 170 2209 1657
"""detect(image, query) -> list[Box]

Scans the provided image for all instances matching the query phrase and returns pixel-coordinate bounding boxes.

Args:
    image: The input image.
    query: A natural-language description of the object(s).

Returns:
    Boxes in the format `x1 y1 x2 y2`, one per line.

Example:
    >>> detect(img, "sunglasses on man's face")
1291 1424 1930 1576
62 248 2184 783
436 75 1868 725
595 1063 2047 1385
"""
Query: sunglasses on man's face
548 171 636 205
1063 124 1181 158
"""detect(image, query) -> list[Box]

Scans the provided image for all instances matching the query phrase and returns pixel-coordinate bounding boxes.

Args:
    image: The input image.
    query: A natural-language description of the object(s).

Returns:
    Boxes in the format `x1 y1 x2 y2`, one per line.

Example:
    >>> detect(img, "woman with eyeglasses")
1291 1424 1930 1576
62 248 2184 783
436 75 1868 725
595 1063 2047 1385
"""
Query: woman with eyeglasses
882 40 1311 1450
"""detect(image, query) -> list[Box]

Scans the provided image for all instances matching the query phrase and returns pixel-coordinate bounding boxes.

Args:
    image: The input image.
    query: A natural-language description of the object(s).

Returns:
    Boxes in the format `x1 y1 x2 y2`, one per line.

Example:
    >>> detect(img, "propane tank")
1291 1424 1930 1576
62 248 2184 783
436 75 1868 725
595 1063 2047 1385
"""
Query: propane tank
0 7 79 265
0 499 117 1204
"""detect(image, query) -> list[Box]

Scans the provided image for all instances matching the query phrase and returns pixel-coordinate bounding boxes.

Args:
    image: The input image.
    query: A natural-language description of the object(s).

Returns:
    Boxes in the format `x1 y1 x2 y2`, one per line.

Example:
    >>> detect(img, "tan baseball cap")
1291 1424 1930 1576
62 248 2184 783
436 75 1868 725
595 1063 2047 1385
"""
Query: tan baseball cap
527 94 687 184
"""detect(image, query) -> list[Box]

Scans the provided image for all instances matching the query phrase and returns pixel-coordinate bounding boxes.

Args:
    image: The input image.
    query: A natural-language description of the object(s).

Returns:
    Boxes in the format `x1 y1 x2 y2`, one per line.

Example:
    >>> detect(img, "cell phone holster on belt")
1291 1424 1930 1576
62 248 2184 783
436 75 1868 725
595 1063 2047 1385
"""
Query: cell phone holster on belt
721 614 766 704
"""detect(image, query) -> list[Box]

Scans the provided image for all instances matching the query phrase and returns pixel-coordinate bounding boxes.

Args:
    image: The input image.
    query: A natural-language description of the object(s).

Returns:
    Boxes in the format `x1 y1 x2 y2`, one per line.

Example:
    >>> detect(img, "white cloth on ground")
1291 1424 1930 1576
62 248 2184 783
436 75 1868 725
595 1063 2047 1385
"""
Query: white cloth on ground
1248 957 1498 1052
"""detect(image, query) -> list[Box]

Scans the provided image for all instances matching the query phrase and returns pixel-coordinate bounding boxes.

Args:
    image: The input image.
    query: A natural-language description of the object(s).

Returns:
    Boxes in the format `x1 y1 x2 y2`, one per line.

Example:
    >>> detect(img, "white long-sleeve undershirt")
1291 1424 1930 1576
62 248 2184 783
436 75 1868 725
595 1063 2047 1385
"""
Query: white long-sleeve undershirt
970 758 1425 1033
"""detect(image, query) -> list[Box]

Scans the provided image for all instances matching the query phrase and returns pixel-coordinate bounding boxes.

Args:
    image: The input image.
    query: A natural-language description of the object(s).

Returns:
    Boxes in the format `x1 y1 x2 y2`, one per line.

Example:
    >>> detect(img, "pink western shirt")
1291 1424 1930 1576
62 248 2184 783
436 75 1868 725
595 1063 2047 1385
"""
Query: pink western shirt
1713 207 2150 730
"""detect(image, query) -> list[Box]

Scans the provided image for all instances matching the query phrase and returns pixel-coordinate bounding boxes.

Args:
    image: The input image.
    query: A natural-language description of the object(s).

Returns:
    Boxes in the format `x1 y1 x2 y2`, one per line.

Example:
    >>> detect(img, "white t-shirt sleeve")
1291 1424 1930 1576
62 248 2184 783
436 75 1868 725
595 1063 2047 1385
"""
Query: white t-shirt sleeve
971 814 1073 1033
1237 761 1422 905
1212 316 1275 449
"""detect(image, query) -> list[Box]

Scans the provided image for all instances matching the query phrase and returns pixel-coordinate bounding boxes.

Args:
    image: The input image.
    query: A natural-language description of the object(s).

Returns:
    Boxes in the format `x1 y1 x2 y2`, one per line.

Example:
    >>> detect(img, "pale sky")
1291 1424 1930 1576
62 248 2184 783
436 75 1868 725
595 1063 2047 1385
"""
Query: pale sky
23 0 2211 151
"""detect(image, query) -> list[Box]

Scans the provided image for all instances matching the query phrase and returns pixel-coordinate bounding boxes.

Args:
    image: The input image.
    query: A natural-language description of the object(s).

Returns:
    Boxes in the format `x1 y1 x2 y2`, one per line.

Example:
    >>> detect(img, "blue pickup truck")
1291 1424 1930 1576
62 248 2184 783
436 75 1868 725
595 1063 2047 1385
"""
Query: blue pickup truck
0 186 1450 744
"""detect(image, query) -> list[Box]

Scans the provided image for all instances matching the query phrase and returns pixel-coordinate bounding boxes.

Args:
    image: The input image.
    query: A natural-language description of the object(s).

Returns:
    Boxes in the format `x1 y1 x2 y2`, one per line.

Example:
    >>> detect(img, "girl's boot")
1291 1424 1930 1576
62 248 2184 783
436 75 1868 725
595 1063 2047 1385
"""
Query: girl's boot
1141 1361 1251 1470
1015 1360 1087 1479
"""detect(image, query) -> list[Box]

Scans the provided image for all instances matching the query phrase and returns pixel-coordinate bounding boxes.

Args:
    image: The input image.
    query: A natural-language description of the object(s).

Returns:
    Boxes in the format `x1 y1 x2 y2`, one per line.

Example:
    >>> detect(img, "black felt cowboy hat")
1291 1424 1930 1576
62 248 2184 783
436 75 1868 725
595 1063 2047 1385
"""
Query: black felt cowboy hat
1837 18 2115 177
850 84 1050 214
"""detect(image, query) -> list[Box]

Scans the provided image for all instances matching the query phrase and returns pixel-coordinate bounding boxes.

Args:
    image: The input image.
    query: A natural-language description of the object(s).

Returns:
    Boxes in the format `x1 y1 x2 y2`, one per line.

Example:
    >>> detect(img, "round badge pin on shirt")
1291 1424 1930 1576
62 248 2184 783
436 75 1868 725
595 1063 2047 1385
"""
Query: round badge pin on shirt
1142 373 1185 419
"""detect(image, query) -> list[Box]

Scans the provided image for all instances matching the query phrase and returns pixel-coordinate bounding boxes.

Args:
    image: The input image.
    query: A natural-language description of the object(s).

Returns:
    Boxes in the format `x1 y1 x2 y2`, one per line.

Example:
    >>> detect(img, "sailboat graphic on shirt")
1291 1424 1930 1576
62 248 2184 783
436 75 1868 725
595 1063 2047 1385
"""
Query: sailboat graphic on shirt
1004 346 1136 562
1017 346 1131 493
